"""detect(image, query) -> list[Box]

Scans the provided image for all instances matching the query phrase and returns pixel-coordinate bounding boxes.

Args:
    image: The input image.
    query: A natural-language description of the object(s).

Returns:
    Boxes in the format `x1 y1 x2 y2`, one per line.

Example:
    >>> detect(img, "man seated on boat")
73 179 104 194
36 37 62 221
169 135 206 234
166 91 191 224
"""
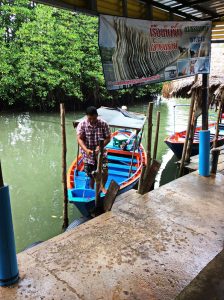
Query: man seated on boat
77 106 111 192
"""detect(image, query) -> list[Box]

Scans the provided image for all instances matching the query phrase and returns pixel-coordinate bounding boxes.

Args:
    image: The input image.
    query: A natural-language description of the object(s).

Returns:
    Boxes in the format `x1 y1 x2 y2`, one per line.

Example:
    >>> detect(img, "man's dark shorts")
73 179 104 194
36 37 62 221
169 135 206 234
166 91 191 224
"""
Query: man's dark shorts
84 158 108 178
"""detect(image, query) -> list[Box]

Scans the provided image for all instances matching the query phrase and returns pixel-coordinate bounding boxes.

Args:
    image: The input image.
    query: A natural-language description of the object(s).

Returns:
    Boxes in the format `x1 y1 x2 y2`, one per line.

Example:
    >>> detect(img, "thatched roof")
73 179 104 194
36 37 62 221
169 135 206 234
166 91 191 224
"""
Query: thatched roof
162 44 224 106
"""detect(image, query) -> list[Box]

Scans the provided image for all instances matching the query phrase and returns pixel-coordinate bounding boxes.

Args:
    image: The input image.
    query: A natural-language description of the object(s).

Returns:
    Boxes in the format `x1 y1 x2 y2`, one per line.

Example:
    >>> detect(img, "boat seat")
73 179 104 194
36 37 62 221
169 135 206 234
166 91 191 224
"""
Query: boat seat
109 169 129 177
107 155 137 164
108 163 137 171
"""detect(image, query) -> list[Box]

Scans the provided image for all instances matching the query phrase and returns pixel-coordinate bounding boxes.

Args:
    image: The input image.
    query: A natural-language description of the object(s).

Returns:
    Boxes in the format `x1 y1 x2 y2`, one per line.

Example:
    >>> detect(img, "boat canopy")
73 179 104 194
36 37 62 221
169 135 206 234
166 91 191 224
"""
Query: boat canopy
74 107 146 130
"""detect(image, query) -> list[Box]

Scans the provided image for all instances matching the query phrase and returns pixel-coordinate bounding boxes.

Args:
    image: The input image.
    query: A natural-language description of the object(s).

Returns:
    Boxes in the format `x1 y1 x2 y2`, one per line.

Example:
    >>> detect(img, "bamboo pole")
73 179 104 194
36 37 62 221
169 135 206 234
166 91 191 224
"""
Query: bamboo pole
185 96 198 163
60 103 69 229
213 103 223 148
0 161 4 188
153 111 160 160
179 94 196 177
147 102 153 167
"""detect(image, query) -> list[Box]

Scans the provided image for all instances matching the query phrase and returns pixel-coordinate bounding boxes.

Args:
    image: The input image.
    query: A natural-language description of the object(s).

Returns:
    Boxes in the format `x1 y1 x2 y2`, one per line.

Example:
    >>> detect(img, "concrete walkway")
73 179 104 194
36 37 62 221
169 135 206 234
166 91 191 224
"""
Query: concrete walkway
178 145 224 175
1 172 224 300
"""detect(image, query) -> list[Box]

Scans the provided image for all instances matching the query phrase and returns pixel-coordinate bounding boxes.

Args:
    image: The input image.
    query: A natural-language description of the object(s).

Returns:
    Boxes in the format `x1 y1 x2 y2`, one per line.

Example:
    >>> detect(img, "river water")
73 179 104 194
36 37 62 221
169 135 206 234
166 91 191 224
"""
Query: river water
0 99 216 252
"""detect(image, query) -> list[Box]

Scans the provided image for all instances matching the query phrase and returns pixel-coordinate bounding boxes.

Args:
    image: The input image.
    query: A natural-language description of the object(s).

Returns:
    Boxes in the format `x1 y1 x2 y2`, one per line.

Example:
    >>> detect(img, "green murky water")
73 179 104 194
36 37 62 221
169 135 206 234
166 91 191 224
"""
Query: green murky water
0 99 217 252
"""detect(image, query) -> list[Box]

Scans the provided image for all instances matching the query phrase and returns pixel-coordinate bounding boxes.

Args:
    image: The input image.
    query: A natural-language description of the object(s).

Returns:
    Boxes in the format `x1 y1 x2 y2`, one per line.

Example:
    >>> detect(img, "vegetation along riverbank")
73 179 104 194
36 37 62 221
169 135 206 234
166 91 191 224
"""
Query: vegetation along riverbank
0 1 162 111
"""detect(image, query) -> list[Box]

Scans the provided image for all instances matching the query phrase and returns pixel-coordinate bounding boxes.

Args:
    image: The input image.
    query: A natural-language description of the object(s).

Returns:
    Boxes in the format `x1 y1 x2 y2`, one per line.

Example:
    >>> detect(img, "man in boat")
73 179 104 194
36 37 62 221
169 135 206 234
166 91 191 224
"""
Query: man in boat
77 106 111 192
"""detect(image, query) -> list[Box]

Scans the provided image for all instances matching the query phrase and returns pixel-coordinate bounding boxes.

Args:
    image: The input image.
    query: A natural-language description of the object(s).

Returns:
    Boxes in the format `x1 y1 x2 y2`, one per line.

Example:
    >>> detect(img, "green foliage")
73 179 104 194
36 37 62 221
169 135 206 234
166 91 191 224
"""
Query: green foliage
0 1 162 110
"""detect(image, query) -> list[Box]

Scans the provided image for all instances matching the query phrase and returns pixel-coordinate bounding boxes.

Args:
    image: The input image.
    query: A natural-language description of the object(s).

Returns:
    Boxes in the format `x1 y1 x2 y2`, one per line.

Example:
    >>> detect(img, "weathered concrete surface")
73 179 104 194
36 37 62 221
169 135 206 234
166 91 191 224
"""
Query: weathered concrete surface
0 172 224 300
176 249 224 300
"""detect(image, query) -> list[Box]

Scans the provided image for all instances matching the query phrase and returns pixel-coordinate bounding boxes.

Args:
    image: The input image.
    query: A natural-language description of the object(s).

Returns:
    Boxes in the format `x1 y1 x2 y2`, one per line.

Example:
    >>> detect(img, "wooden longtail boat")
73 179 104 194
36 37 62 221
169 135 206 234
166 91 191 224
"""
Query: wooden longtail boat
67 107 146 217
164 122 224 158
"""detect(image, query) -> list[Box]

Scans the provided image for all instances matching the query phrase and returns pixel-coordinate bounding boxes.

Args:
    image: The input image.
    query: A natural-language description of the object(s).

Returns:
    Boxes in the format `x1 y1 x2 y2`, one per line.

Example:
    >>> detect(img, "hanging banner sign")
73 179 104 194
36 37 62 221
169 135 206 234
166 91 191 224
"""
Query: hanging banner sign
99 15 212 90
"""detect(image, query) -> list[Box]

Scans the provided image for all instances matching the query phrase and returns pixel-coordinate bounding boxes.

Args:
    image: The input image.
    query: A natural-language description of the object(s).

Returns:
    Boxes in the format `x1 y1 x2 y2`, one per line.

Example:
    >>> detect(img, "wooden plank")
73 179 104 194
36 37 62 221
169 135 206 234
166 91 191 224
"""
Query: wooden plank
103 180 120 212
139 160 161 195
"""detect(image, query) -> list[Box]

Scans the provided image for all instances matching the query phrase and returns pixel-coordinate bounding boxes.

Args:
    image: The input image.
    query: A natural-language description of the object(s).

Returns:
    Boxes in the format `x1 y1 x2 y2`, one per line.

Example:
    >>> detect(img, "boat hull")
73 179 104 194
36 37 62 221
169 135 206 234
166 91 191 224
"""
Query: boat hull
165 123 224 158
73 177 139 217
67 130 146 217
165 137 224 159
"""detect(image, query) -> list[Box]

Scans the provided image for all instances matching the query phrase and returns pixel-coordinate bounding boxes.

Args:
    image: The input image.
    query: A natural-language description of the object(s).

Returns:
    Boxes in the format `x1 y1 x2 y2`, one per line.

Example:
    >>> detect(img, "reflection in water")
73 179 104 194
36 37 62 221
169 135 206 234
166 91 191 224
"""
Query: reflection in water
0 99 195 252
159 153 179 187
155 150 176 188
9 113 33 145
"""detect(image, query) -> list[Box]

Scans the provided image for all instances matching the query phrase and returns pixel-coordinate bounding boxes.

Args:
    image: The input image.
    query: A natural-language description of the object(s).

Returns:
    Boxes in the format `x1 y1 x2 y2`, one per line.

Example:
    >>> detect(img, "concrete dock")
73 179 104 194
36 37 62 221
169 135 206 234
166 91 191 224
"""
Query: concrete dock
180 145 224 175
1 172 224 300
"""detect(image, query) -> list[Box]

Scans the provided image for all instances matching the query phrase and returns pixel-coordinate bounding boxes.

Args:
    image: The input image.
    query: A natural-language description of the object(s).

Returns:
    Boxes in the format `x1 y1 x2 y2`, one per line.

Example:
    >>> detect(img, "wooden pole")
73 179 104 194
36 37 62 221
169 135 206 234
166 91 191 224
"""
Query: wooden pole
138 165 146 194
138 102 154 194
103 180 119 212
95 139 104 213
179 94 196 176
185 95 197 163
153 111 160 160
147 102 153 167
202 74 209 130
122 0 128 17
60 103 69 229
0 161 4 188
128 132 138 177
210 148 220 175
213 103 223 148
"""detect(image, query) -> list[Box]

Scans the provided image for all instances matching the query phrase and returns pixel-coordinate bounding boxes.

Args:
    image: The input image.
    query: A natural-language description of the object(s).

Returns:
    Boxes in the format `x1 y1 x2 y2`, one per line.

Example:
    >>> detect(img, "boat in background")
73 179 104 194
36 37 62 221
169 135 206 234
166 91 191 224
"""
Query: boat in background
165 122 224 158
67 107 146 217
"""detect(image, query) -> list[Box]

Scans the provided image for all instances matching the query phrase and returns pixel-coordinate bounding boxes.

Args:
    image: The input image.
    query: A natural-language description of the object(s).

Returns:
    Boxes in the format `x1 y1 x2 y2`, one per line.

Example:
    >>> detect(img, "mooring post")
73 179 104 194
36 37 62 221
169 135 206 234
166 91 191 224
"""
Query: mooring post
146 102 153 166
138 102 153 194
60 103 69 229
0 161 19 286
153 111 160 160
137 165 146 194
199 130 210 177
202 74 209 130
213 103 222 148
179 93 195 176
185 92 198 163
210 148 220 175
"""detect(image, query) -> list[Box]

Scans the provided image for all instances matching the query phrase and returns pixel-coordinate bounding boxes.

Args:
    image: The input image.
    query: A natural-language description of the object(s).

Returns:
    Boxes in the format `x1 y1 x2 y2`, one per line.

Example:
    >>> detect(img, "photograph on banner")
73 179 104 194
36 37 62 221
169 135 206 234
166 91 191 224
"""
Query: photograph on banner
99 15 212 90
